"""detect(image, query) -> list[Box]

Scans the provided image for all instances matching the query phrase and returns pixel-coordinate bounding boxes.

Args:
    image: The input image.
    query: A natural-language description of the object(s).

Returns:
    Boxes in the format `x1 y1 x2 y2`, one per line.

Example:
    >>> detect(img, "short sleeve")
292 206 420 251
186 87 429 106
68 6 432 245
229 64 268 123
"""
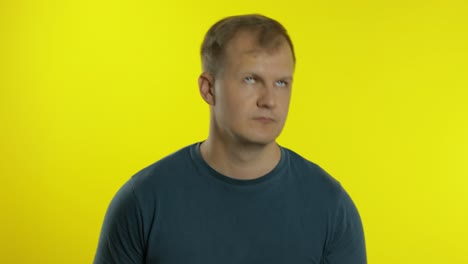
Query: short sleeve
322 187 367 264
93 179 145 264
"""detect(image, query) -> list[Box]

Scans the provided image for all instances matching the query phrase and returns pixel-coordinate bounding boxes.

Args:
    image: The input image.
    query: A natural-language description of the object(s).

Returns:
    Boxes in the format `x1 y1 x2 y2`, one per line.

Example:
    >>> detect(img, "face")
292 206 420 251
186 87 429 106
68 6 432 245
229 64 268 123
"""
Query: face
208 31 295 147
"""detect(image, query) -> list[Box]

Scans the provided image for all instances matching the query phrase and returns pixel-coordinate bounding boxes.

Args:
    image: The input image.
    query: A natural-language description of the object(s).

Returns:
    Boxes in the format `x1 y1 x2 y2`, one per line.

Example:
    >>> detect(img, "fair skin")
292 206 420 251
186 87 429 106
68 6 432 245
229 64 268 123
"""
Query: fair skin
198 30 295 180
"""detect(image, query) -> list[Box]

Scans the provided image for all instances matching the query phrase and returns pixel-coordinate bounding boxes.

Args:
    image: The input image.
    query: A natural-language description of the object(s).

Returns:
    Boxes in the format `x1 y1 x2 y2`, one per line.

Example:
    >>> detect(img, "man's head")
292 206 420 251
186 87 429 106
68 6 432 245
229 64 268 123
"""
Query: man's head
201 14 295 77
199 14 295 147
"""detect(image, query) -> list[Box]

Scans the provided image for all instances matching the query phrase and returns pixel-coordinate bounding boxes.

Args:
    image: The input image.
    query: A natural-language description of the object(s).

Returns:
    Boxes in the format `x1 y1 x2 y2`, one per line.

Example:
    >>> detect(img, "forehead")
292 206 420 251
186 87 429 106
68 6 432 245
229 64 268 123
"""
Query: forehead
225 30 287 57
223 31 294 73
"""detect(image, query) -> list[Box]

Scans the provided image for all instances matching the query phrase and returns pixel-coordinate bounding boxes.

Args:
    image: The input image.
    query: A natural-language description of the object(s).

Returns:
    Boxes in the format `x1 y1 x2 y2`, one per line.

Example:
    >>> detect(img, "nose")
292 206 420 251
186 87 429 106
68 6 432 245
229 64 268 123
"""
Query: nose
256 84 276 109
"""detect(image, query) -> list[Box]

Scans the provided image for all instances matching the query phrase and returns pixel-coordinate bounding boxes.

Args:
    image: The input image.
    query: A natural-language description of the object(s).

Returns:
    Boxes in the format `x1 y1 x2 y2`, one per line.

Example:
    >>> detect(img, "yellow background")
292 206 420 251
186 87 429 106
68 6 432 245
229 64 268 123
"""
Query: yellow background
1 0 467 263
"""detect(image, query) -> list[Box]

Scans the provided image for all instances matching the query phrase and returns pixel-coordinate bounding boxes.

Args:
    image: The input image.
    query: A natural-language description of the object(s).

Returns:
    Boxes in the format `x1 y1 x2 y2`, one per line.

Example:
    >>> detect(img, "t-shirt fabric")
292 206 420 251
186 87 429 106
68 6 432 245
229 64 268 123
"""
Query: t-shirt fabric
94 143 366 264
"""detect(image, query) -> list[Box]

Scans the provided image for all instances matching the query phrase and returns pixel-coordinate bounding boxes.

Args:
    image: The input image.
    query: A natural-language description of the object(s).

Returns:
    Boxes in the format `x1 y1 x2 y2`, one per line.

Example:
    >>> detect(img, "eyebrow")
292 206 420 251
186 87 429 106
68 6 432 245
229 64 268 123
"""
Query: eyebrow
280 76 293 81
241 72 293 81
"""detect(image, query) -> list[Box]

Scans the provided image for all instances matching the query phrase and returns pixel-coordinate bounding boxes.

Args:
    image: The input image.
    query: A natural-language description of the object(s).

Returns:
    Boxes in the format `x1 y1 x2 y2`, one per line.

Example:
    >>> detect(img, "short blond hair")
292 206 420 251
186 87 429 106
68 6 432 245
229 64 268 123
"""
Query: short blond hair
201 14 295 76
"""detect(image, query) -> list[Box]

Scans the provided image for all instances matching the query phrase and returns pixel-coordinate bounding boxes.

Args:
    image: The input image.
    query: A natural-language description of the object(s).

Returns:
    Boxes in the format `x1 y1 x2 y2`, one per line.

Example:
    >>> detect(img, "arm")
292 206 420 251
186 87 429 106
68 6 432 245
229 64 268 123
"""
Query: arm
322 188 367 264
93 180 145 264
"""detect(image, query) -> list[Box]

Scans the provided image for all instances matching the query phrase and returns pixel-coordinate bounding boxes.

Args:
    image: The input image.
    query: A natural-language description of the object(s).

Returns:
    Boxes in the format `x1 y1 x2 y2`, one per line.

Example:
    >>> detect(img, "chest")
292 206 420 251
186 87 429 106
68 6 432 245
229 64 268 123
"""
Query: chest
144 184 327 264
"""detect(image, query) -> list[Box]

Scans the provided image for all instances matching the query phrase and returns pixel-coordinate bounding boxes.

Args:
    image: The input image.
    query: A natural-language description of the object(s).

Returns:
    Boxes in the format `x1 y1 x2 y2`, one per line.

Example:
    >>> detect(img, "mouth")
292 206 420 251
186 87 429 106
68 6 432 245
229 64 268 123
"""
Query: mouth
253 117 275 123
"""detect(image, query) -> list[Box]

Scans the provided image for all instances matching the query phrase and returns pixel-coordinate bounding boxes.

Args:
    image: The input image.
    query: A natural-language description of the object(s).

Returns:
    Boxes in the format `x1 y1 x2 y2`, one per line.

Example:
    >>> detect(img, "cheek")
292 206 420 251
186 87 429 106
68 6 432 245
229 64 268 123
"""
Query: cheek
277 90 292 104
215 93 245 121
278 94 292 118
223 88 252 109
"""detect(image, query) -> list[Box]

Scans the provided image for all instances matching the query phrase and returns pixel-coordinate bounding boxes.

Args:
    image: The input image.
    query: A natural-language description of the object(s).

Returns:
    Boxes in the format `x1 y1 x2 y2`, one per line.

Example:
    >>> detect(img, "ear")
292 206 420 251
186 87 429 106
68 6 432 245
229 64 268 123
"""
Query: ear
198 72 215 105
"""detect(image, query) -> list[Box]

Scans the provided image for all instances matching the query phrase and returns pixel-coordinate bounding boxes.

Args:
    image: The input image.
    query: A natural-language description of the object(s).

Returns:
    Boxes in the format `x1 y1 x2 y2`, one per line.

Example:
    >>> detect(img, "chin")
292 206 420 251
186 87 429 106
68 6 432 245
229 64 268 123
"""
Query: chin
237 132 279 147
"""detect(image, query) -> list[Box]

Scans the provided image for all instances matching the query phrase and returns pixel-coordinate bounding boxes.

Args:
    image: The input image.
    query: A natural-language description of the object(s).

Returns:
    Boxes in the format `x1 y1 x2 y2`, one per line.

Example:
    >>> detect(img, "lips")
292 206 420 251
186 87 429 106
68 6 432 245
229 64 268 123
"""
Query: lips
253 116 275 123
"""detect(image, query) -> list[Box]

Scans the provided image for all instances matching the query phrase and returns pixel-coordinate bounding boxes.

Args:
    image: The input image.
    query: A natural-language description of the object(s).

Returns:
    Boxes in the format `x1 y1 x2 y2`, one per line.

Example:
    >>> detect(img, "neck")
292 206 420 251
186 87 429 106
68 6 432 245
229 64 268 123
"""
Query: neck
200 136 281 180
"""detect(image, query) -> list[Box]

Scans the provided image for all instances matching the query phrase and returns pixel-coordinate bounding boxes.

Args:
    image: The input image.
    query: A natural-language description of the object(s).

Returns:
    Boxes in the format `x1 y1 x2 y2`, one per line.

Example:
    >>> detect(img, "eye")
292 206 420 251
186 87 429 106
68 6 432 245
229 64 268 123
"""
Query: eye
244 76 256 84
275 80 288 87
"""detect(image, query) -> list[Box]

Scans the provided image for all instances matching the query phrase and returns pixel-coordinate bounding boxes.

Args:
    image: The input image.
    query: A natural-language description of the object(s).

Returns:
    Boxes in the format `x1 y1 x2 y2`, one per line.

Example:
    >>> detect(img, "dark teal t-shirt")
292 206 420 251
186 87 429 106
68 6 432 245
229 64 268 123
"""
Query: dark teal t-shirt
94 143 366 264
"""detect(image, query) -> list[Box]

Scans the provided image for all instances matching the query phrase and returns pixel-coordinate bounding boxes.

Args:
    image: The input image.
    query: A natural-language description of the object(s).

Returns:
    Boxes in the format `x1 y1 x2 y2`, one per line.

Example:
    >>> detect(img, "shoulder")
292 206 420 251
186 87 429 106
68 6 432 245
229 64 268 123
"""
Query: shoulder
283 147 343 194
133 145 192 181
282 148 365 242
124 144 197 203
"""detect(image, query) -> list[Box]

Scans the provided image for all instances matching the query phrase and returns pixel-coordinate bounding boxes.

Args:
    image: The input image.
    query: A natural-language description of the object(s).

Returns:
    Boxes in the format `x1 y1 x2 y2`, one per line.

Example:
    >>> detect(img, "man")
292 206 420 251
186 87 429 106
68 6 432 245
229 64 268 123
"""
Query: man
94 14 367 264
